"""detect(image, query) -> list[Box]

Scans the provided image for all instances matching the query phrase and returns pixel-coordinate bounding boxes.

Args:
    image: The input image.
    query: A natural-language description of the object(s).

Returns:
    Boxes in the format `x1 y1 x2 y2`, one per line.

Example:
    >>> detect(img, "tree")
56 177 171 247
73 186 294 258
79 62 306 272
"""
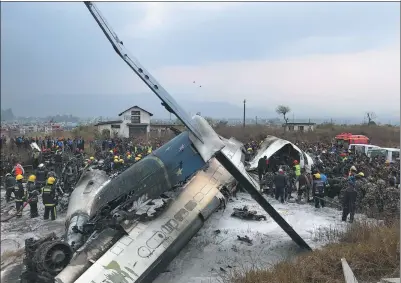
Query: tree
101 129 110 139
366 112 377 125
276 105 291 124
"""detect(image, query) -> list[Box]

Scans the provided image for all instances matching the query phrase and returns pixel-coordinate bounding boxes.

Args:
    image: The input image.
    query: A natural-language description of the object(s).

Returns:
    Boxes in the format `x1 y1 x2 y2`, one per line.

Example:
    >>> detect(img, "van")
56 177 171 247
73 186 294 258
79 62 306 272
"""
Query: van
367 148 400 163
382 148 400 163
348 144 380 156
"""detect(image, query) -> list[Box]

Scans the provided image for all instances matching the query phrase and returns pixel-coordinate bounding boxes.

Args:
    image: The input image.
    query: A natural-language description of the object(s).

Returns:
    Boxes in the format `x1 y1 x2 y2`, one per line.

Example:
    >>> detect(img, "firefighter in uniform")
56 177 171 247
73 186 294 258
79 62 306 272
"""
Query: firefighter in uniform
14 174 27 218
5 173 16 202
42 177 57 220
26 174 39 218
312 173 326 209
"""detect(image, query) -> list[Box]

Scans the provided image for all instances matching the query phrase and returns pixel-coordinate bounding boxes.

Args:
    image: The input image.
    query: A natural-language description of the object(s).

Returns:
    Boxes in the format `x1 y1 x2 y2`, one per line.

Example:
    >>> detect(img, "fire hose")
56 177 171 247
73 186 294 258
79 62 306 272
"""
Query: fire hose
1 197 34 222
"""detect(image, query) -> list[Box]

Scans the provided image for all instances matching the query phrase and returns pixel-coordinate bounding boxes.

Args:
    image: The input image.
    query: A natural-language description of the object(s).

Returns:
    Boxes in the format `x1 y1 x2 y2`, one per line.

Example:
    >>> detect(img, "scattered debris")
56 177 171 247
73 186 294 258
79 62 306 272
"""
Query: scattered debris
231 206 267 221
237 235 253 245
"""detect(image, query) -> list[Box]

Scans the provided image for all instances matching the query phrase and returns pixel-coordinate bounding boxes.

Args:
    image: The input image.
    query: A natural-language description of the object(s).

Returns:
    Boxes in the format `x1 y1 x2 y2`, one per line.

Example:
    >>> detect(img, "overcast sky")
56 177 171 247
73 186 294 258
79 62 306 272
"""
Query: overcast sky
1 2 400 120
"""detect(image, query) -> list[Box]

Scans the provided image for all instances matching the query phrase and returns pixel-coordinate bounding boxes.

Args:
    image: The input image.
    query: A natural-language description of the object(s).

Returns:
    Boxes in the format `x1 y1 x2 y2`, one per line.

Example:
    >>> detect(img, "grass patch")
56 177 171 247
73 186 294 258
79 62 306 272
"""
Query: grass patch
227 220 400 283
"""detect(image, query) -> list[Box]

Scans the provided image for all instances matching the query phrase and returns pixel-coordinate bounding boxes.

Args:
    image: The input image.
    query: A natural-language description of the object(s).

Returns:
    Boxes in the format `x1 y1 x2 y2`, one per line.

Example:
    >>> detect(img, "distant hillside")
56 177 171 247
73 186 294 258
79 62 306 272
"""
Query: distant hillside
1 108 15 121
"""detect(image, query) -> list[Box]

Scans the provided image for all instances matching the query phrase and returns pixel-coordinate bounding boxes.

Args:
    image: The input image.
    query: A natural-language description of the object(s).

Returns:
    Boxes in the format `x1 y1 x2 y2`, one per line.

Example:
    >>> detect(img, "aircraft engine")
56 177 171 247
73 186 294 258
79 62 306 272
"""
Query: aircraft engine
20 233 73 283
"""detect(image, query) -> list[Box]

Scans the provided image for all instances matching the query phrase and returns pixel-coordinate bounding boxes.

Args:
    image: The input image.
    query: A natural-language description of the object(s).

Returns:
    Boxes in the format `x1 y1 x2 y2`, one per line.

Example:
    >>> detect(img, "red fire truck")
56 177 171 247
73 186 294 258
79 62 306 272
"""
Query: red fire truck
335 132 370 147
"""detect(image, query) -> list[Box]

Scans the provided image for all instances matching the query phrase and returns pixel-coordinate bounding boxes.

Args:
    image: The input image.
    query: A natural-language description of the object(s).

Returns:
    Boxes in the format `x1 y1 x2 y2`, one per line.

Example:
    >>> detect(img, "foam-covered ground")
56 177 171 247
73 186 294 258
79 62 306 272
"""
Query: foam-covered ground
154 192 348 283
1 189 67 282
1 189 352 283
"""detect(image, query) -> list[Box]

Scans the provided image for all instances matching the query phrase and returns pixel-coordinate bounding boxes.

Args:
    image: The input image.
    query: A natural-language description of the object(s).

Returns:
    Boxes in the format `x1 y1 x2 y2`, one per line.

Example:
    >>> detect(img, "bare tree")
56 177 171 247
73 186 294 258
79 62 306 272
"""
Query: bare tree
366 112 377 125
276 105 291 124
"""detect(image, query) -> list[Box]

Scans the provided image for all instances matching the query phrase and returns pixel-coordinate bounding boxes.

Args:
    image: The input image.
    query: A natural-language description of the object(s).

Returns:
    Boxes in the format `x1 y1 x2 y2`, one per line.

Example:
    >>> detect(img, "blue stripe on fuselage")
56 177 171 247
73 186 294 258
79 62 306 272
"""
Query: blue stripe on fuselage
151 131 205 185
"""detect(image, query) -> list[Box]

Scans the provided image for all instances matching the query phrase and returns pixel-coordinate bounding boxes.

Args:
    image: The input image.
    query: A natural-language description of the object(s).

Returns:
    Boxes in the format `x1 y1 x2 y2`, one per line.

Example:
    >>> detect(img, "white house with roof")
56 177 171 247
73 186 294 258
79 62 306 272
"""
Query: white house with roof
283 122 316 132
95 106 153 138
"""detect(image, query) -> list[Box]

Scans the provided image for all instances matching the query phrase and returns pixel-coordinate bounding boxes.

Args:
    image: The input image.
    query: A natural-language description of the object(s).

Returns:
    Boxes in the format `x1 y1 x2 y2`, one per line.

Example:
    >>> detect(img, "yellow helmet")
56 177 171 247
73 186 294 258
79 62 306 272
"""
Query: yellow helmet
247 148 252 151
135 156 141 161
47 177 56 185
114 155 119 159
138 154 142 158
28 175 36 182
90 156 94 160
127 155 131 159
314 173 321 179
16 174 23 181
120 159 125 164
358 172 365 177
109 150 113 153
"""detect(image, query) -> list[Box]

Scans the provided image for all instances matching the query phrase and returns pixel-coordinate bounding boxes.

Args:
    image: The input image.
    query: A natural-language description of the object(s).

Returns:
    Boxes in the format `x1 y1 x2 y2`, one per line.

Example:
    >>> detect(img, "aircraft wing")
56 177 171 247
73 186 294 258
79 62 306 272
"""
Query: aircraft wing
83 2 203 143
215 148 311 250
84 1 311 251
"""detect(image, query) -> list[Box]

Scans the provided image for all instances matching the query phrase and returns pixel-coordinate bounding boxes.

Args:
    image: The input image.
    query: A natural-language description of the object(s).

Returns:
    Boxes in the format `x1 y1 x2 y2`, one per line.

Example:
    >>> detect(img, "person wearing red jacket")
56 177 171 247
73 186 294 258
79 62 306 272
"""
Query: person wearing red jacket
13 162 25 176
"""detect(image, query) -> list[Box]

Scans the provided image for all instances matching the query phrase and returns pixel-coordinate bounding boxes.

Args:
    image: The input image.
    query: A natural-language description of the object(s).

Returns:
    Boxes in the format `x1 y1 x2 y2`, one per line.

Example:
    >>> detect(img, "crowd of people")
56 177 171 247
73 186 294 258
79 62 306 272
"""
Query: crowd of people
2 136 165 221
1 134 400 224
256 141 400 222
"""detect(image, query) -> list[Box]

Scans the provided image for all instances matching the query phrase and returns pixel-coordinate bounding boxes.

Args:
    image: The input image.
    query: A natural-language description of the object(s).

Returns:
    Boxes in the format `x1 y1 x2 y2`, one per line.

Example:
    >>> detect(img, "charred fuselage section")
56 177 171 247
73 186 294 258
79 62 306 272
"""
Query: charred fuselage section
19 131 207 283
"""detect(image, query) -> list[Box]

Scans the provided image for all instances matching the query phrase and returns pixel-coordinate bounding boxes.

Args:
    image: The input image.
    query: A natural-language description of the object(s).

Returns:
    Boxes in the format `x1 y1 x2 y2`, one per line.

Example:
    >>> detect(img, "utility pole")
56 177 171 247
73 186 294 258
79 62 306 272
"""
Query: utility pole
243 99 246 128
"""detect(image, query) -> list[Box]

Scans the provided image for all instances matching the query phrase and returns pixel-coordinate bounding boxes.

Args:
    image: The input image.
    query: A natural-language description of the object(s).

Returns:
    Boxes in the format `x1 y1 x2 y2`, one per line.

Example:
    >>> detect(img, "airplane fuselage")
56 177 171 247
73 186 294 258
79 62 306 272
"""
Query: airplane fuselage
65 131 206 249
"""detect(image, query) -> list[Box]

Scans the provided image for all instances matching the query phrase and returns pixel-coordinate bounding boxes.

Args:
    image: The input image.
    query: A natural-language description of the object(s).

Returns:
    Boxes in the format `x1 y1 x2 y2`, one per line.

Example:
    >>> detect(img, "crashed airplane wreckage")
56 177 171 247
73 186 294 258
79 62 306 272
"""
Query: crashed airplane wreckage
247 135 314 173
19 2 312 283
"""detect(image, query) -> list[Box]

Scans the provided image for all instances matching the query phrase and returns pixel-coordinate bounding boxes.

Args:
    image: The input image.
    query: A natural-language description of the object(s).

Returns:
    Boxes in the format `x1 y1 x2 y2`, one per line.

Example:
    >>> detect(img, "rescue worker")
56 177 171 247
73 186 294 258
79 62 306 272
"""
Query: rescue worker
113 156 121 170
273 168 287 203
312 173 325 208
388 171 397 187
14 174 26 218
35 163 48 190
32 149 41 169
258 156 267 183
42 177 57 220
293 160 301 182
297 168 311 203
13 161 24 177
26 175 39 218
245 147 253 161
348 165 357 177
54 150 63 177
5 173 16 202
89 156 95 163
342 167 357 223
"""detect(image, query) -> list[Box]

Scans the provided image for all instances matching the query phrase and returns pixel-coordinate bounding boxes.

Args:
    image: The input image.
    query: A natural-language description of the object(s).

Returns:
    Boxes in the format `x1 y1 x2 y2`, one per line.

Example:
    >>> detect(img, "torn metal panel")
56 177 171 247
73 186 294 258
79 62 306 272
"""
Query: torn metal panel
30 142 41 152
64 158 234 283
215 149 312 251
248 135 314 172
65 131 206 249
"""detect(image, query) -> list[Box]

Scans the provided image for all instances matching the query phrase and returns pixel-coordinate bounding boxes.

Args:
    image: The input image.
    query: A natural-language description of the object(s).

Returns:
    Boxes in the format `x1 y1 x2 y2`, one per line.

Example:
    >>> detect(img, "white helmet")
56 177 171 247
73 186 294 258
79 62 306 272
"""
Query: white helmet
350 165 357 172
38 163 45 168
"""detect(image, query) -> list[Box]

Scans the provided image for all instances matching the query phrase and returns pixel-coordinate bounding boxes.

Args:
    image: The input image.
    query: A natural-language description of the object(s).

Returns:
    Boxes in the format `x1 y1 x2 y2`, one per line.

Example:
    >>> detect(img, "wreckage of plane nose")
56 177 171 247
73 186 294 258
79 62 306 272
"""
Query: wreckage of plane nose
64 169 111 249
